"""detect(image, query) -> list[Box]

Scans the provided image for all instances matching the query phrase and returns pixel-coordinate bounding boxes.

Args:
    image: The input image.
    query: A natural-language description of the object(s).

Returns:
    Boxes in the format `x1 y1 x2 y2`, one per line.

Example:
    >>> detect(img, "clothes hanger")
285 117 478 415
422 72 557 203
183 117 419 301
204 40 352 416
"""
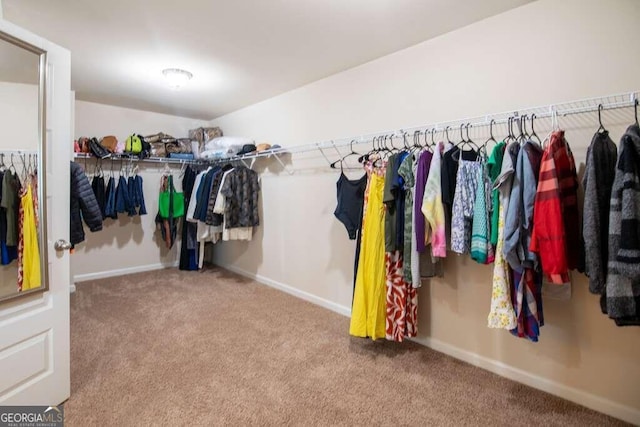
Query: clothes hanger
635 98 639 126
330 139 361 170
445 126 453 145
465 123 481 152
456 123 467 147
597 104 607 134
0 154 6 172
521 114 531 139
530 113 542 145
9 154 17 174
484 119 497 147
413 130 422 151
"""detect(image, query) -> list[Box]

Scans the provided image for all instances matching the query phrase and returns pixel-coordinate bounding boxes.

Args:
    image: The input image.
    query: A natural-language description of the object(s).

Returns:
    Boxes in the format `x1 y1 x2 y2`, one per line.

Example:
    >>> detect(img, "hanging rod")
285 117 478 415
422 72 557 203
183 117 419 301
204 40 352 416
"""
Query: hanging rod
220 90 639 162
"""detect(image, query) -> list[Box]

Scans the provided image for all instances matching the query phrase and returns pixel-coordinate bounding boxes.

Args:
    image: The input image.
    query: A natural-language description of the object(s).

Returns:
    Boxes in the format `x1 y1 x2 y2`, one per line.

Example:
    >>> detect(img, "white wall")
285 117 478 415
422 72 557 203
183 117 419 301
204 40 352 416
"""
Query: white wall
0 82 38 151
209 0 640 423
72 101 208 280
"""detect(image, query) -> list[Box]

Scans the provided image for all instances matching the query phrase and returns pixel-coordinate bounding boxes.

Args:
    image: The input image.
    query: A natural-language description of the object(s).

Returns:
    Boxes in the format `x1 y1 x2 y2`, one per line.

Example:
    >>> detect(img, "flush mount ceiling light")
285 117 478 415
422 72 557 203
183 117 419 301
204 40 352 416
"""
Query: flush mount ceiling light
162 68 193 89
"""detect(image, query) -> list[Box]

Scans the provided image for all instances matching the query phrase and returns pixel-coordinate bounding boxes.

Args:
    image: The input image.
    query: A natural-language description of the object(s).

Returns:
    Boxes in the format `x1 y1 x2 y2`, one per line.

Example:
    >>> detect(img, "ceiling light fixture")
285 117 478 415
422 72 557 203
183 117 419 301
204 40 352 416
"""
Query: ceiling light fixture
162 68 193 89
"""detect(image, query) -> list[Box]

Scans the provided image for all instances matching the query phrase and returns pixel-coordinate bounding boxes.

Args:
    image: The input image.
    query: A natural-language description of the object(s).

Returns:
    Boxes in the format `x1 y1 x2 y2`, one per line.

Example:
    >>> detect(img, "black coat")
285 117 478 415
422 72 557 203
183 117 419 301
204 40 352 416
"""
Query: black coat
70 162 103 245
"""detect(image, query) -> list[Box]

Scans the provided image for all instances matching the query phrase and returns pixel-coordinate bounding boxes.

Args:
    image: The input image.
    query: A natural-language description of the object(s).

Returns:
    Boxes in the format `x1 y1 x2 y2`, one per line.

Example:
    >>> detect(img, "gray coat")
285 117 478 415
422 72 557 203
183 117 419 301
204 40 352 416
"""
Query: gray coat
582 131 617 295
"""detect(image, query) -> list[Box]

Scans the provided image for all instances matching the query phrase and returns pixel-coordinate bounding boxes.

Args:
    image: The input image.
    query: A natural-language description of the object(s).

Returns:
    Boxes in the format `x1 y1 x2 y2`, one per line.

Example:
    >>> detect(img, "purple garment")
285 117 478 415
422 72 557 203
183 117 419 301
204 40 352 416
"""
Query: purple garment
414 151 433 253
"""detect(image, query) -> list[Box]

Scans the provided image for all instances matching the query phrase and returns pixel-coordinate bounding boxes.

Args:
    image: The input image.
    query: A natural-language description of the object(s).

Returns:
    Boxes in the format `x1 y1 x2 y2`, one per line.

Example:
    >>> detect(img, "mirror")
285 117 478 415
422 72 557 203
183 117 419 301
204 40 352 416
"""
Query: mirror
0 30 47 303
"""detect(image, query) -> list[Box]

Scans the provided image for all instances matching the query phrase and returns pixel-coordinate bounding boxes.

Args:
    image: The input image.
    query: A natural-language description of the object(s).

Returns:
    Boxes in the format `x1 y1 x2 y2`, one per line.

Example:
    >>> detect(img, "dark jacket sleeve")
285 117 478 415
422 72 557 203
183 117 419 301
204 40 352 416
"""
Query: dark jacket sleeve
70 162 102 244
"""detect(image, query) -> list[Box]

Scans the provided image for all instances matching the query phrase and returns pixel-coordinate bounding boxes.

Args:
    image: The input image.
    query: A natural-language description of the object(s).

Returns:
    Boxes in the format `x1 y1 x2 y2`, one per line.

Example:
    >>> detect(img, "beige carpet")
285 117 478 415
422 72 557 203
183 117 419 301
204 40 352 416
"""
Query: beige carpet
67 268 625 426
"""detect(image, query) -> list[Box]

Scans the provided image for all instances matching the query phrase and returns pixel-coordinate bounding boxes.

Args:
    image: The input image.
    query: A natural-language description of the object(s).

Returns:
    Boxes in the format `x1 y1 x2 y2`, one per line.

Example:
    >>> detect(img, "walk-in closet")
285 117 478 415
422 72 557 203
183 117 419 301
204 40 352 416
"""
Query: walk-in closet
0 0 639 425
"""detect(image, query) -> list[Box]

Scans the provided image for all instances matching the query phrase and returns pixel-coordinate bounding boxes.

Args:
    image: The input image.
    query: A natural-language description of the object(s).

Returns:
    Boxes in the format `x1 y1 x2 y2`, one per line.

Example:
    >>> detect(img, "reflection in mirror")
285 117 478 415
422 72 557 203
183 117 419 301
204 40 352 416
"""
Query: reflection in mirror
0 32 45 302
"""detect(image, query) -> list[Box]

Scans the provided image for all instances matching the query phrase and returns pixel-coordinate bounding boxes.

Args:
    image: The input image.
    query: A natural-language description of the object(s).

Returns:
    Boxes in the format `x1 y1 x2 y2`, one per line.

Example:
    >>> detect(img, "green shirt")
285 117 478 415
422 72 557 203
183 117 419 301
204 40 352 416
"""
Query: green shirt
487 142 506 246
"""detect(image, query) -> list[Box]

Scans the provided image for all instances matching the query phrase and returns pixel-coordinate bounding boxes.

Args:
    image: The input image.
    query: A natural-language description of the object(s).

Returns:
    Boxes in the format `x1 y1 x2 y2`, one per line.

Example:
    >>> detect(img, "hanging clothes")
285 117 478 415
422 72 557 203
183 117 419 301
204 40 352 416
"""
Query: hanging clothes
179 166 199 271
605 123 640 326
487 142 518 330
2 171 20 247
18 183 40 291
104 176 117 219
134 174 147 215
70 162 103 246
334 172 367 240
350 161 387 340
155 175 179 249
582 131 617 301
422 142 451 259
398 155 414 282
414 150 433 253
0 170 17 265
503 140 544 341
91 174 106 219
470 162 492 264
488 141 506 247
219 166 260 229
451 157 481 254
115 175 132 215
530 130 580 284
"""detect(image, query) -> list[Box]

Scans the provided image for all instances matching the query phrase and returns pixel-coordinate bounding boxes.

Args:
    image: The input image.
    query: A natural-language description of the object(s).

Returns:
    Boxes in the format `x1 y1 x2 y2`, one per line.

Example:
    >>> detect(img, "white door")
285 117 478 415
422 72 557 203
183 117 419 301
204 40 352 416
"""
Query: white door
0 18 71 405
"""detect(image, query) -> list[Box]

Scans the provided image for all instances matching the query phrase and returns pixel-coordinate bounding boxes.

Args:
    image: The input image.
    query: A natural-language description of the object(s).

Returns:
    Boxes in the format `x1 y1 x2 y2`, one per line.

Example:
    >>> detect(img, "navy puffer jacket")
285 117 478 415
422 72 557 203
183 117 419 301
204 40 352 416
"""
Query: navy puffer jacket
70 161 103 244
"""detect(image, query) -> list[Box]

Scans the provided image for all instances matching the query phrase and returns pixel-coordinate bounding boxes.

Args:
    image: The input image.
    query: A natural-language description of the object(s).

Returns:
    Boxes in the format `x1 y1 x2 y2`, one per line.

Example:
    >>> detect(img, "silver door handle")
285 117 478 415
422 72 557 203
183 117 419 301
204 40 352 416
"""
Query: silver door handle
54 239 72 251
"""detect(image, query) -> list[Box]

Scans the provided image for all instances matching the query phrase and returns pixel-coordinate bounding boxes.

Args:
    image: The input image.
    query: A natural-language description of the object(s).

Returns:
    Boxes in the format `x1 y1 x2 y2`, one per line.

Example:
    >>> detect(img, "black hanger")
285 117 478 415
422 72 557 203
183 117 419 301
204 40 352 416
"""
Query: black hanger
522 114 531 139
530 113 542 145
413 130 422 150
485 119 497 146
597 104 607 133
445 126 453 144
634 98 638 126
457 123 467 146
330 139 361 170
464 123 481 153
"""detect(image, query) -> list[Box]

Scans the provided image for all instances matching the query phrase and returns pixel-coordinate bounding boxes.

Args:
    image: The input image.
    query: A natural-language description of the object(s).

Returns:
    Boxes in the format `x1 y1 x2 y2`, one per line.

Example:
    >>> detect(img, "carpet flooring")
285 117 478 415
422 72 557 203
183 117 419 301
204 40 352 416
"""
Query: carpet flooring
67 268 626 426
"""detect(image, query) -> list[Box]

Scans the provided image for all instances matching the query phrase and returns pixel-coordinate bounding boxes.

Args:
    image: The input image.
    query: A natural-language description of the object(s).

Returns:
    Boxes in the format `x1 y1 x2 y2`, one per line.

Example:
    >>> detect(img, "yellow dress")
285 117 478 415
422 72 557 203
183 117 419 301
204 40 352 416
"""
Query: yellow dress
350 173 387 340
21 184 41 290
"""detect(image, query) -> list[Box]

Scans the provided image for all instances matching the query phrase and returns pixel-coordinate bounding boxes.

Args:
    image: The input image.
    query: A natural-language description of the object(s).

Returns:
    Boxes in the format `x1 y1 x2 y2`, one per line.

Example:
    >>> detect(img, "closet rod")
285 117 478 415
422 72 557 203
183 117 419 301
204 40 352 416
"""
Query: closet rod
225 90 638 162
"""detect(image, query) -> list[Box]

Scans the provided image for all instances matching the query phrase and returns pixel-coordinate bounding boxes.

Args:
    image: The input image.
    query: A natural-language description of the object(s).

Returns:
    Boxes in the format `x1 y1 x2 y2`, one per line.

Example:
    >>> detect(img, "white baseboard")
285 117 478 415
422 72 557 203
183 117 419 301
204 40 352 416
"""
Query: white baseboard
73 262 179 283
410 336 640 425
218 263 640 425
220 264 352 318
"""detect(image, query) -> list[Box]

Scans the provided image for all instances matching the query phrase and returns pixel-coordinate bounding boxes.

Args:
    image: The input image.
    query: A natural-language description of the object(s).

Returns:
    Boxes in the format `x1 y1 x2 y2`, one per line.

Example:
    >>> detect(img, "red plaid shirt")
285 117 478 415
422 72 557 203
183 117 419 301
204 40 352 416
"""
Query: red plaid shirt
530 131 580 284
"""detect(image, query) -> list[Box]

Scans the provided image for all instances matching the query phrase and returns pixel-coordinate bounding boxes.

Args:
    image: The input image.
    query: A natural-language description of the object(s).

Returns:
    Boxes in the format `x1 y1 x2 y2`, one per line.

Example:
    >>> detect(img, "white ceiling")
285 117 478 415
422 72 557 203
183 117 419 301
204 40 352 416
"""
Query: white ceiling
3 0 532 120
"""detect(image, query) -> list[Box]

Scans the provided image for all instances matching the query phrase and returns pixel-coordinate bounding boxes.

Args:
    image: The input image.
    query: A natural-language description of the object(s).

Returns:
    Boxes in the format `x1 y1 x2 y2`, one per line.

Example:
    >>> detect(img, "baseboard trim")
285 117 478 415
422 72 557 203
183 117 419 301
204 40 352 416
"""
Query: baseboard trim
219 263 640 425
410 336 640 425
73 262 179 283
220 264 352 318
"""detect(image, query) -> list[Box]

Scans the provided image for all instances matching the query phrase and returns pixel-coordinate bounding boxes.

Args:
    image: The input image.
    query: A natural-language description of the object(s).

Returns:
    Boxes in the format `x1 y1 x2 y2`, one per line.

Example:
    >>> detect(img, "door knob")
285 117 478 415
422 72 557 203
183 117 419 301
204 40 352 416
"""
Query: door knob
54 239 72 251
